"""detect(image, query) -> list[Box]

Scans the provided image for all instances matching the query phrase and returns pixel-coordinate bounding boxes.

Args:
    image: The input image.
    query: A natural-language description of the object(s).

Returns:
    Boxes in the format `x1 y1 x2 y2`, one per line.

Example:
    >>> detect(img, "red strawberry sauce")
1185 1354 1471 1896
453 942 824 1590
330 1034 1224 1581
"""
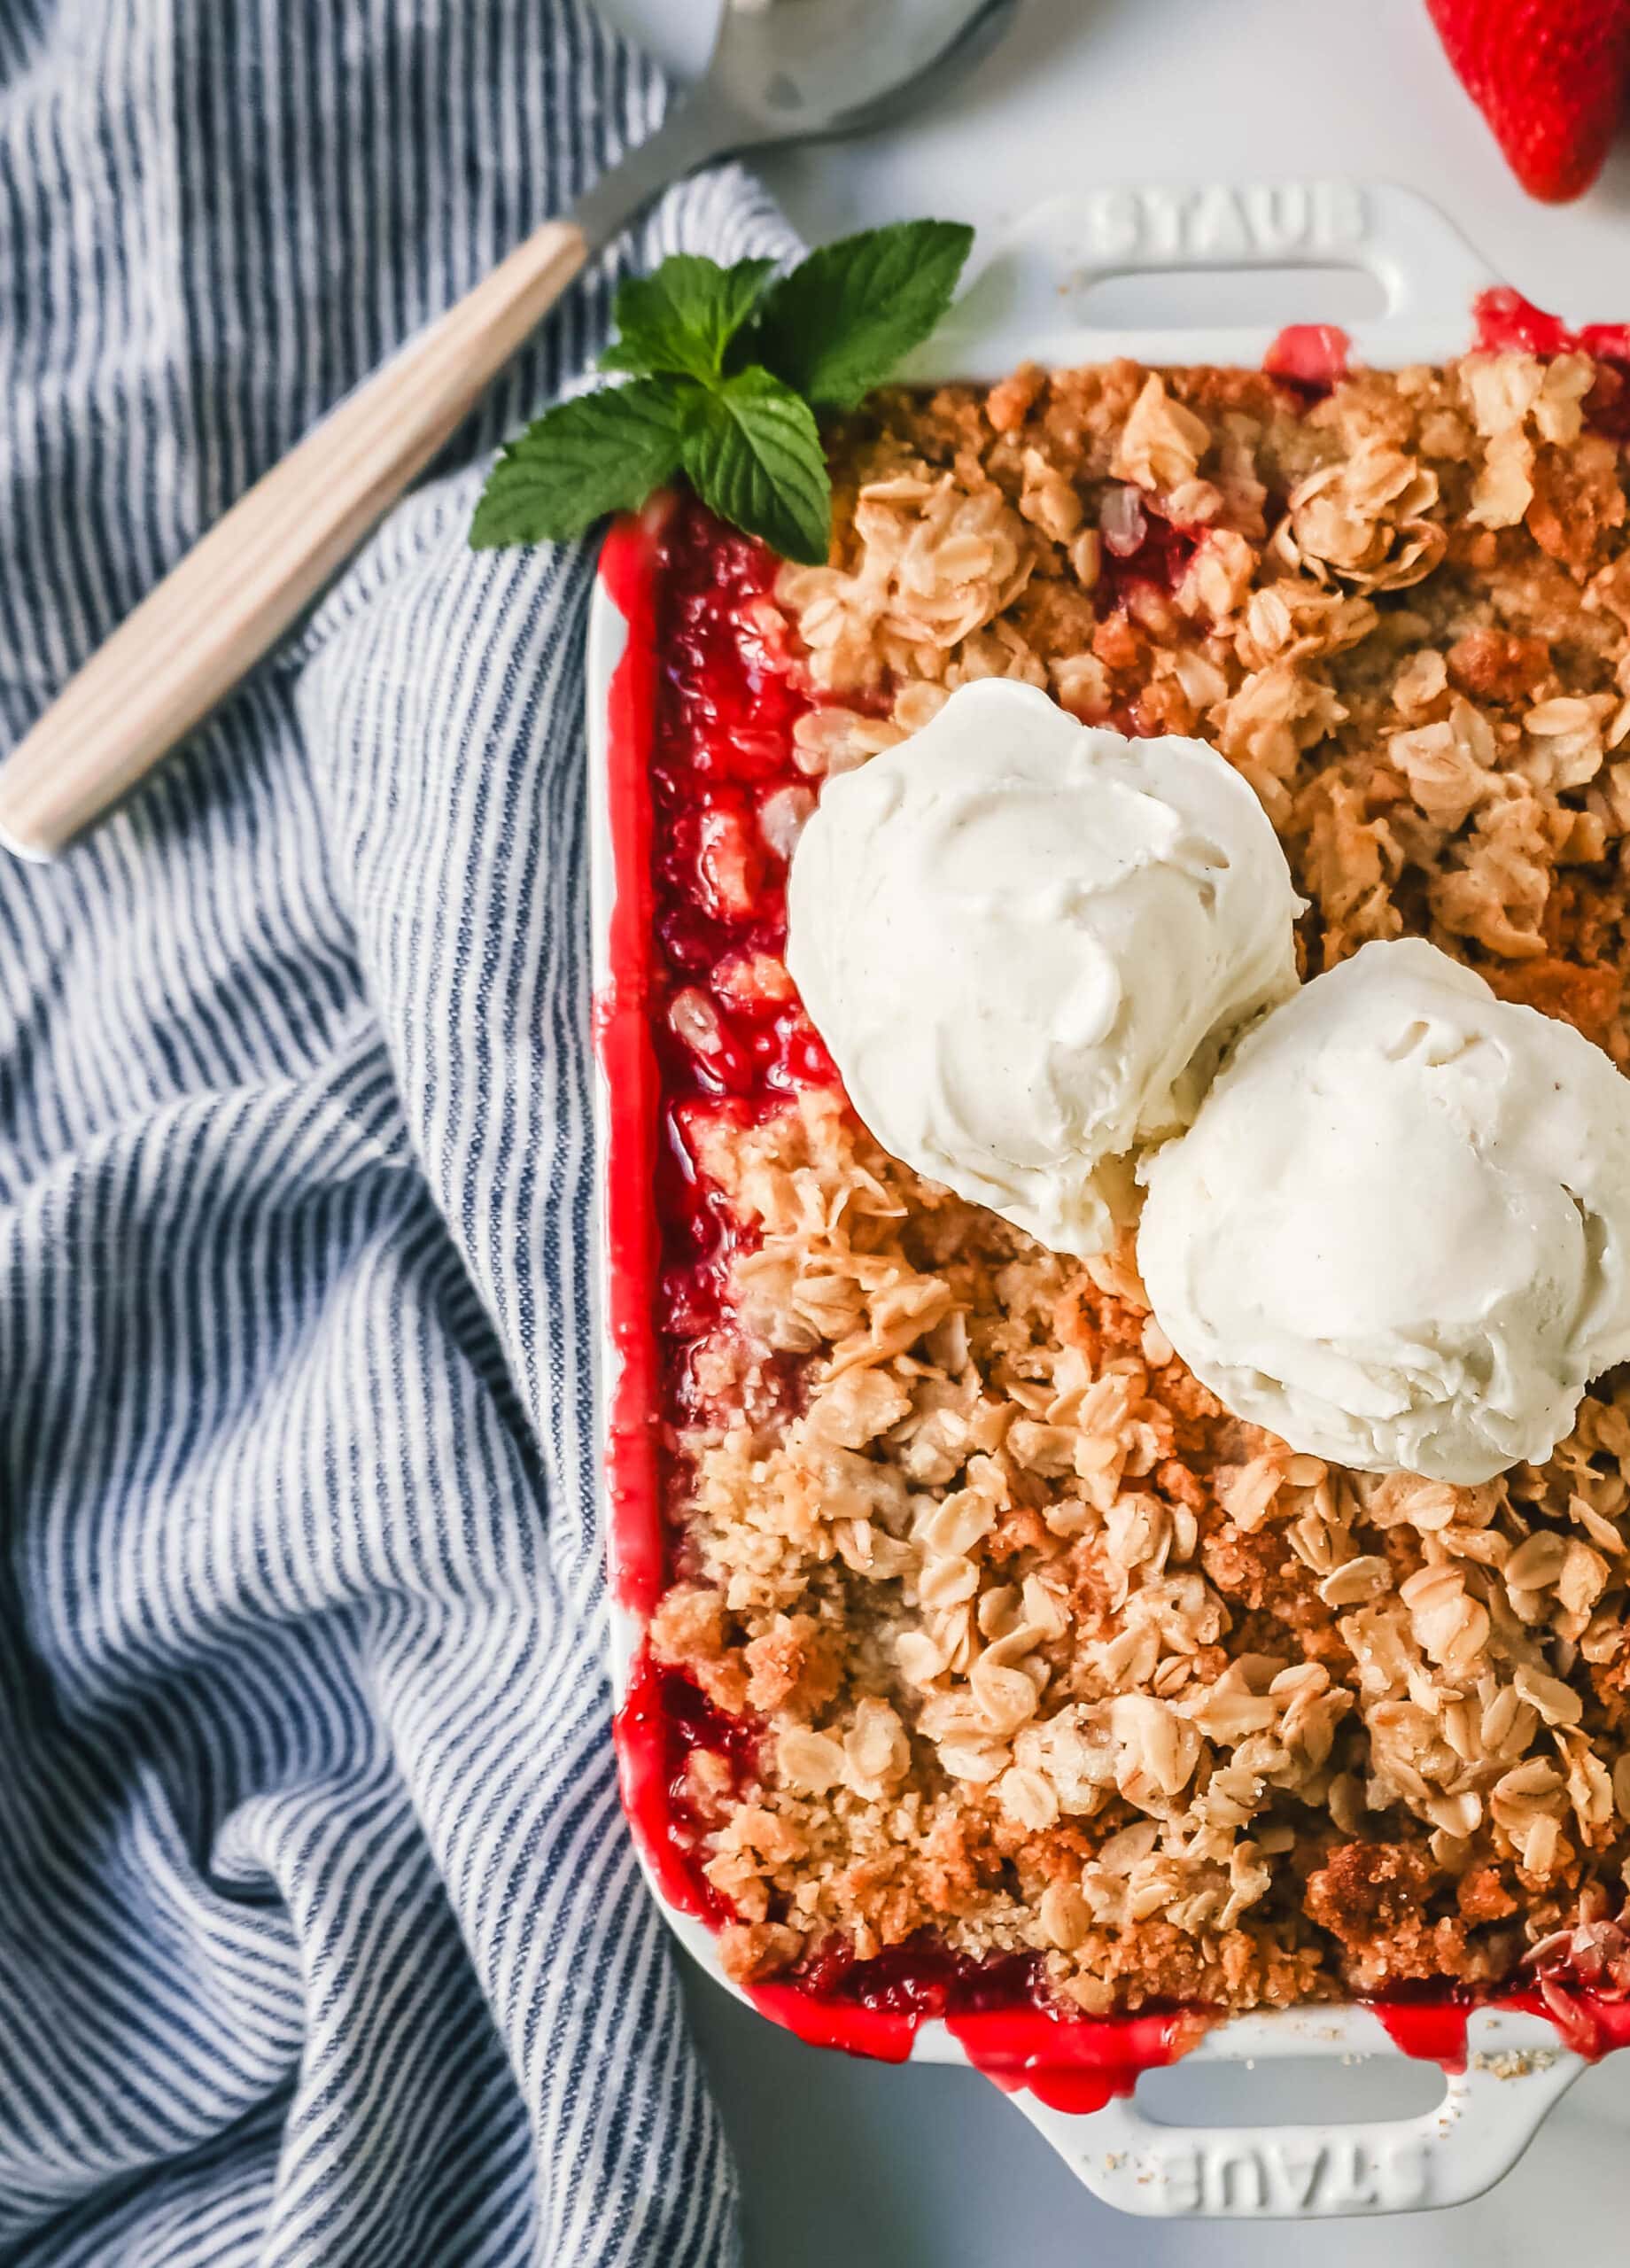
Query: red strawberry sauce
1472 287 1630 440
1472 284 1630 364
594 489 1630 2091
1261 294 1630 427
1265 323 1352 392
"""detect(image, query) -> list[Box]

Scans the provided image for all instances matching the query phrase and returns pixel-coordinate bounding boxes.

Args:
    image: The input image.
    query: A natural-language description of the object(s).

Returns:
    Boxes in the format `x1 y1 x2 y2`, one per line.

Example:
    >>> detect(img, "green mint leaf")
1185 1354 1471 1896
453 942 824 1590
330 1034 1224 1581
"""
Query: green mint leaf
469 378 694 548
746 220 974 408
600 254 777 383
470 221 978 560
679 369 831 566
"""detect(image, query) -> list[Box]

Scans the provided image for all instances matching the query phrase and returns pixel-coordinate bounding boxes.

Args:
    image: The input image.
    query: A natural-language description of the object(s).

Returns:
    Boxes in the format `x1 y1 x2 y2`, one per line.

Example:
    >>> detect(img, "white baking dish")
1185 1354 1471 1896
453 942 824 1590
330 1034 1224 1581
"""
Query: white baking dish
586 178 1617 2218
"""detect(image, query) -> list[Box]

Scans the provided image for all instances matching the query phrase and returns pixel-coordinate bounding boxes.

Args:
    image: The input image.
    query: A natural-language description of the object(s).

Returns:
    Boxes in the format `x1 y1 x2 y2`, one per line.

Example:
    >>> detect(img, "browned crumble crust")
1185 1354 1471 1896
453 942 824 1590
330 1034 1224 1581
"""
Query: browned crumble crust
653 352 1630 2013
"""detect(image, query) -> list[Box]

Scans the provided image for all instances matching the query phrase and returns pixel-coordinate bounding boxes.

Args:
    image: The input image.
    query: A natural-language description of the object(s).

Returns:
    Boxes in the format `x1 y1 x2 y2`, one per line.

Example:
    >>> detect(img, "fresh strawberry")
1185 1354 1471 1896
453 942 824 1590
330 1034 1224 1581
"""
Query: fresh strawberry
1426 0 1630 202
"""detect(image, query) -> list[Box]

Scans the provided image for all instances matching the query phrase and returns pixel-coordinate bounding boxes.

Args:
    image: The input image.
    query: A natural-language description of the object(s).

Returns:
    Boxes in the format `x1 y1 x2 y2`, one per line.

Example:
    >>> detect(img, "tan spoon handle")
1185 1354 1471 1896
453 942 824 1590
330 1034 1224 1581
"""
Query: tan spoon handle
0 217 590 860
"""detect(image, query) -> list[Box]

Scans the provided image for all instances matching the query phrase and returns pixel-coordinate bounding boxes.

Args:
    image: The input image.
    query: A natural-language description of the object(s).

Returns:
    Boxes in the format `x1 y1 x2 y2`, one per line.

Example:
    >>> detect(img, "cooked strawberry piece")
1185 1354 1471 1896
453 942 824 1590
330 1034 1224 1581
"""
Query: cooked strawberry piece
695 803 765 921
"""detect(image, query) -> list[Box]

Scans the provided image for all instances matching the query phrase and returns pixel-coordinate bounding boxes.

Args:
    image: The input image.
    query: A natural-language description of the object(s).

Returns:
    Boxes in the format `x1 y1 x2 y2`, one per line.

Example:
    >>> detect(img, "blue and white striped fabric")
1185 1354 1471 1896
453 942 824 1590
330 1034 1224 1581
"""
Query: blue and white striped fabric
0 4 787 2259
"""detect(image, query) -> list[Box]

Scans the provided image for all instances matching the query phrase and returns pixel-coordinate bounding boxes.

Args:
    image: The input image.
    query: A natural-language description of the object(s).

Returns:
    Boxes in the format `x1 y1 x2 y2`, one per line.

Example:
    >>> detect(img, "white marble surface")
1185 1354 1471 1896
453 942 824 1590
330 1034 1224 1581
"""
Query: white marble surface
602 1 1630 2252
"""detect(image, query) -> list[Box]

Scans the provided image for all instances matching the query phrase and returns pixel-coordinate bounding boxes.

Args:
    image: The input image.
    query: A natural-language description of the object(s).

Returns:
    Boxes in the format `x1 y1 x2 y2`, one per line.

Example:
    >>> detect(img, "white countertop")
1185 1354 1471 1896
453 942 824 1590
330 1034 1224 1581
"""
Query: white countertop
684 1951 1630 2267
610 0 1630 319
600 2 1630 2255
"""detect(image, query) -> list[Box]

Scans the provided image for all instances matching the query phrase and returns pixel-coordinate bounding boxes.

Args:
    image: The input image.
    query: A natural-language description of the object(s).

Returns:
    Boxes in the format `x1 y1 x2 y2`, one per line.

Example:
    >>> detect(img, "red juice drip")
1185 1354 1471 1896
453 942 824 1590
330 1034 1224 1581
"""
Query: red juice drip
758 1942 1205 2101
1374 1987 1630 2070
950 2007 1202 2115
747 1984 919 2064
1370 1996 1471 2072
763 1930 1206 2102
1500 1984 1630 2061
1265 323 1351 392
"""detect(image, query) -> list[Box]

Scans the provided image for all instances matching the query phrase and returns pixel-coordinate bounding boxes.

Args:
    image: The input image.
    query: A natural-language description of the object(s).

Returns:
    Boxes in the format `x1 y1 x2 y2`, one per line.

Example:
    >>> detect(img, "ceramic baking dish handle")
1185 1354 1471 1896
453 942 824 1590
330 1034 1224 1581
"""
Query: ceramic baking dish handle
1006 2016 1584 2219
903 179 1500 378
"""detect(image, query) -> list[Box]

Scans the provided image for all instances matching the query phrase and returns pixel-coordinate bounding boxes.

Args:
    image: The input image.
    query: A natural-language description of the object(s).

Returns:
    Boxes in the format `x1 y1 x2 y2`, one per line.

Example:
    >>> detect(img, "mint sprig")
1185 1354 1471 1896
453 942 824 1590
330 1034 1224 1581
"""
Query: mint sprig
470 380 687 551
744 221 975 412
680 369 829 567
599 254 776 384
469 219 974 566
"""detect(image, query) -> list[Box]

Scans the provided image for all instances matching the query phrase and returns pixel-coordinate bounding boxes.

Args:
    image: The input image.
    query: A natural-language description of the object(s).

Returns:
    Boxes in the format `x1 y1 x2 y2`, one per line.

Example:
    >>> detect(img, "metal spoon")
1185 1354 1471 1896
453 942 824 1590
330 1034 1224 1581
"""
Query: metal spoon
579 0 1016 241
0 0 1016 860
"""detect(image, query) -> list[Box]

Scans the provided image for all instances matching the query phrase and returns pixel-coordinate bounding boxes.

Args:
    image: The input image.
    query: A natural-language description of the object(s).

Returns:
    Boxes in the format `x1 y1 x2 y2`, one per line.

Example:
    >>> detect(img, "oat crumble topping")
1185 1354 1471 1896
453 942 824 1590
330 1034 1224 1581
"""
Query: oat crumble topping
644 349 1630 2016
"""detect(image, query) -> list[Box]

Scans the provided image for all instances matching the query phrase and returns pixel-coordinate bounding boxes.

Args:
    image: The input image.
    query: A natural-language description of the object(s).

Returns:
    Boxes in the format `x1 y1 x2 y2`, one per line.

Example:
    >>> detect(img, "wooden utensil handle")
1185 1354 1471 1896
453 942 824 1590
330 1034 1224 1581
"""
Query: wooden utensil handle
0 217 589 859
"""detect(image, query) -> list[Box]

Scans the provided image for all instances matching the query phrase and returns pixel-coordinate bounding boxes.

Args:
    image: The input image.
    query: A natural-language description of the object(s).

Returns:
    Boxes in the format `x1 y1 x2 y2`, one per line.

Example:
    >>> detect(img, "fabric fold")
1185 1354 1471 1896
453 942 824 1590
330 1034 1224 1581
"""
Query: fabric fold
0 4 792 2259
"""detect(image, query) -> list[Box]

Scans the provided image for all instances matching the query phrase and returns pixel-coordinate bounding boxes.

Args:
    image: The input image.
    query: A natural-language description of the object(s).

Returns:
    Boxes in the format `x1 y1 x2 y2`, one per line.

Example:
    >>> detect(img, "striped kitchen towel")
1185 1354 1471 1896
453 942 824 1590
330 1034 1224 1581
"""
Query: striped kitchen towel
0 4 790 2261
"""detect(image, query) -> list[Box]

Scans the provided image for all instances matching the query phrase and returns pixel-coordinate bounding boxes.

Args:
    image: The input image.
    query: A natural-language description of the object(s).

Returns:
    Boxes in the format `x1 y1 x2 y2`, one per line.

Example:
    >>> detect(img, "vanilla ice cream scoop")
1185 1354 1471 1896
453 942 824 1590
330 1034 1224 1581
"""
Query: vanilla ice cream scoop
785 679 1303 1257
1137 937 1630 1484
